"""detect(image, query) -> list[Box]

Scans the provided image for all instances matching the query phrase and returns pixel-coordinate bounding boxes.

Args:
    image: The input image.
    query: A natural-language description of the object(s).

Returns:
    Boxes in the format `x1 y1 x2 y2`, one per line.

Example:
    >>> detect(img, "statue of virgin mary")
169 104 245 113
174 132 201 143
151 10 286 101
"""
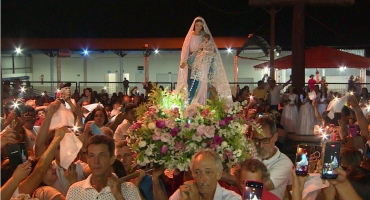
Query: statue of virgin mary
175 16 232 107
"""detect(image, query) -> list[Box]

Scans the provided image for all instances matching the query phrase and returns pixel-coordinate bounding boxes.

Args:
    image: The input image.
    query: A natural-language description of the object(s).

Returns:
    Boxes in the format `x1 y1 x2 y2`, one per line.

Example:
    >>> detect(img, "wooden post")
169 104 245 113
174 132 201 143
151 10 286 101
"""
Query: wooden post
291 1 305 94
234 55 238 96
269 7 276 79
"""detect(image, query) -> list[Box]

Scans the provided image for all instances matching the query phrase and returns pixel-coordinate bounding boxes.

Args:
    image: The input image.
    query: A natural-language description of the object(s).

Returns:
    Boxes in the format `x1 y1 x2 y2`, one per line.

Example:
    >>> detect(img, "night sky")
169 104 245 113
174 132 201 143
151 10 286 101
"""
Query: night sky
2 0 370 49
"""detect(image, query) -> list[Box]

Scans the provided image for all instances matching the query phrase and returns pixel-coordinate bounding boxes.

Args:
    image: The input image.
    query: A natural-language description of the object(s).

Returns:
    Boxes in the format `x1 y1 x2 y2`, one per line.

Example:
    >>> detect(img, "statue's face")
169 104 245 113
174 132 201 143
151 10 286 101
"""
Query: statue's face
60 87 71 99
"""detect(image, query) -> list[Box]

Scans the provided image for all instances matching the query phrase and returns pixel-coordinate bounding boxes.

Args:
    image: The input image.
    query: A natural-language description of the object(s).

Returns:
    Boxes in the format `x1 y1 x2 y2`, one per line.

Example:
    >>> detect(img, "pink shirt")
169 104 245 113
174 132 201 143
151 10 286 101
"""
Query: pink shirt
308 79 316 91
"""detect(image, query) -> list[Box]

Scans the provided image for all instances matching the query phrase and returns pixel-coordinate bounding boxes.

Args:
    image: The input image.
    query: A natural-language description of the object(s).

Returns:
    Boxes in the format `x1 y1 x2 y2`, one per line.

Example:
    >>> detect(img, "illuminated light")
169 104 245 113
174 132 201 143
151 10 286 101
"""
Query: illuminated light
103 86 107 90
21 87 25 93
366 105 370 111
227 48 232 53
334 97 338 101
349 91 353 95
154 49 159 54
15 47 22 54
57 89 60 93
41 92 45 96
322 133 328 140
249 95 254 100
339 66 347 71
73 126 79 132
83 49 89 55
276 52 280 56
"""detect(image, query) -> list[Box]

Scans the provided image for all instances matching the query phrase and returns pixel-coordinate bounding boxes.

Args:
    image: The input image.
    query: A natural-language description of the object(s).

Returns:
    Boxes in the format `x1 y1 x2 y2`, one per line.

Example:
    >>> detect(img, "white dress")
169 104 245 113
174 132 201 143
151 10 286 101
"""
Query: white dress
296 95 315 135
317 93 328 116
280 94 299 133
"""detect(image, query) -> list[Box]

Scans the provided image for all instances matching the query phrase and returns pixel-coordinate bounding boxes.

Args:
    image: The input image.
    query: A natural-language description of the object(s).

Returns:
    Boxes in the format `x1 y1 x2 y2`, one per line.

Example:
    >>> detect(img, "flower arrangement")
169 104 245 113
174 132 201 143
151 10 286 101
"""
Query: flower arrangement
127 86 257 171
281 93 291 104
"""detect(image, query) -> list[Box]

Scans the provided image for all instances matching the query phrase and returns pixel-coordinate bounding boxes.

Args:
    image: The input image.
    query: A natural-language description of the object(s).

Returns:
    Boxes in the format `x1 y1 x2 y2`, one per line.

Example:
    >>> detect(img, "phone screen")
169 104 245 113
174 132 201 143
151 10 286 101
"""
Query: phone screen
365 143 370 159
295 145 311 175
243 181 263 200
322 142 341 179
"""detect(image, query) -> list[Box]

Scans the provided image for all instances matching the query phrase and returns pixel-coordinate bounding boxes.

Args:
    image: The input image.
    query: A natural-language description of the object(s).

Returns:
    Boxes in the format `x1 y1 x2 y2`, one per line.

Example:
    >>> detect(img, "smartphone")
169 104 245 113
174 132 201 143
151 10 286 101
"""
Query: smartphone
6 142 28 170
295 144 311 176
243 180 263 200
348 124 359 137
365 143 370 159
321 142 341 179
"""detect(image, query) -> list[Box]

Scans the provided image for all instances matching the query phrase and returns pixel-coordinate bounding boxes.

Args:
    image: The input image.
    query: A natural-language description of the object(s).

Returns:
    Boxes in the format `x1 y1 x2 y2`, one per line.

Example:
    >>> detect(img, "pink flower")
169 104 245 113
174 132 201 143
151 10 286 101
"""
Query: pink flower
196 125 207 136
185 123 190 128
171 126 180 137
173 107 179 113
185 105 197 118
165 119 176 129
224 149 234 160
156 120 166 129
160 133 172 143
213 134 222 145
160 145 168 155
204 126 215 138
225 116 233 124
219 120 226 127
152 132 161 141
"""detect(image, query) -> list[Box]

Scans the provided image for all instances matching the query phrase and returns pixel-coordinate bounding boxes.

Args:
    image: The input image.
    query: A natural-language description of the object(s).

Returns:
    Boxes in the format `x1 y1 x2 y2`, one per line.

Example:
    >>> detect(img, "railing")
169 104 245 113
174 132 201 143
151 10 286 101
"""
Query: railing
78 82 173 95
3 81 370 97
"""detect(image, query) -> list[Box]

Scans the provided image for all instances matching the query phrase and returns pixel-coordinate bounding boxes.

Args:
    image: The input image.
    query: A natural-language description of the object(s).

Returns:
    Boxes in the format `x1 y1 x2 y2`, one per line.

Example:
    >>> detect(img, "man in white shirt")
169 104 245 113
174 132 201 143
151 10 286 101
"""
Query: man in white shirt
170 150 241 200
267 78 291 111
251 117 293 199
66 135 141 200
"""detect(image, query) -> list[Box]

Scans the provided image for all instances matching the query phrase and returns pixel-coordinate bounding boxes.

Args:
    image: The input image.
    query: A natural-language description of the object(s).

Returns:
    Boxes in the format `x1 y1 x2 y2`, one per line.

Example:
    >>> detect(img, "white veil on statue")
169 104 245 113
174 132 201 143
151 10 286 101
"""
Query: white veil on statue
175 16 232 107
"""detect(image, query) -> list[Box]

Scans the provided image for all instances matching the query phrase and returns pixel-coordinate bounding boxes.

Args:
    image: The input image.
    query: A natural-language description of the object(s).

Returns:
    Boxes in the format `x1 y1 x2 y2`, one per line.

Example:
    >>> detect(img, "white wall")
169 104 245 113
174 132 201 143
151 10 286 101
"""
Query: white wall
1 50 366 86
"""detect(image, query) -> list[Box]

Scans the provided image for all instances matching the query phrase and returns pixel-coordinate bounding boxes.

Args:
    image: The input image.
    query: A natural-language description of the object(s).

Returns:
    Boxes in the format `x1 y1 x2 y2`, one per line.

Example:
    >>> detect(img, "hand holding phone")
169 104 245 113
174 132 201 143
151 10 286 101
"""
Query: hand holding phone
321 142 341 179
243 181 263 200
295 144 311 176
6 142 28 170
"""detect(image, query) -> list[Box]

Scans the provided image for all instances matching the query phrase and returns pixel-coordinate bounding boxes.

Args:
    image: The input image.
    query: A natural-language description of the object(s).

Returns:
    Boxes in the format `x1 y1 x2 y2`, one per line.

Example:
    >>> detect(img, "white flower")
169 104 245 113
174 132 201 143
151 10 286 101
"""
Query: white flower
160 133 172 143
221 141 228 148
192 134 202 142
138 141 147 148
233 149 242 157
148 122 156 130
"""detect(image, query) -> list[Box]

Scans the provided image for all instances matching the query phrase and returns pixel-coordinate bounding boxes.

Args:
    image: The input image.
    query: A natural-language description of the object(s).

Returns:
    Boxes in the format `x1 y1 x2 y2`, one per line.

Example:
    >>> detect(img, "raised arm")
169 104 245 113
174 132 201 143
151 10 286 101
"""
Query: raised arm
312 100 323 122
348 95 370 140
34 100 61 157
108 113 125 133
18 127 67 195
0 161 32 200
328 168 362 200
282 78 292 88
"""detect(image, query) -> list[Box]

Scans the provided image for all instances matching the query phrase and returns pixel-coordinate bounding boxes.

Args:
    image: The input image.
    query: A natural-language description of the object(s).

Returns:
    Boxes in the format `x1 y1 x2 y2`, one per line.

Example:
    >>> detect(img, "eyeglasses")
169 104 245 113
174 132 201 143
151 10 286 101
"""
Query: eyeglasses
252 136 273 145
